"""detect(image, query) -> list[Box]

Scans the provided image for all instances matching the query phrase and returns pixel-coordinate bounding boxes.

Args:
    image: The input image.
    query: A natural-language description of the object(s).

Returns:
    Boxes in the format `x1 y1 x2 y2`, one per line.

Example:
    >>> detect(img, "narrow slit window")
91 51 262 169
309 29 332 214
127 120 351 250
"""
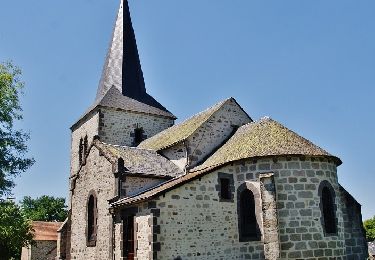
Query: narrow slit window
79 138 83 164
87 193 97 246
83 135 88 156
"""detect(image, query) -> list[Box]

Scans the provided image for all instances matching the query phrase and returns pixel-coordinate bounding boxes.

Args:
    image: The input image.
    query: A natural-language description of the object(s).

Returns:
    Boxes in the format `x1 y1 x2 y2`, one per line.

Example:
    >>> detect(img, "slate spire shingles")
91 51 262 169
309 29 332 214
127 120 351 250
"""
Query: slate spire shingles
95 0 172 113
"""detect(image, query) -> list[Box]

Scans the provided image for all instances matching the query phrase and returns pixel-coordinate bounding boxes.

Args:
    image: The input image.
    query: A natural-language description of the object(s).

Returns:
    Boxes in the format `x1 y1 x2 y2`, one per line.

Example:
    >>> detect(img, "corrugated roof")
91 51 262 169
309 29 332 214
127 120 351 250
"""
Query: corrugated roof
138 98 232 151
96 141 183 178
32 221 63 241
194 117 341 171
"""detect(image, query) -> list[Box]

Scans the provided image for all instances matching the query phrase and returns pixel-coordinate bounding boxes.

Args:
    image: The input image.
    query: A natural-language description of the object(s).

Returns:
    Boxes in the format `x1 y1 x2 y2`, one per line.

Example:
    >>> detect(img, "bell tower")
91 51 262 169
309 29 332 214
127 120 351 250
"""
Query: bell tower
70 0 176 175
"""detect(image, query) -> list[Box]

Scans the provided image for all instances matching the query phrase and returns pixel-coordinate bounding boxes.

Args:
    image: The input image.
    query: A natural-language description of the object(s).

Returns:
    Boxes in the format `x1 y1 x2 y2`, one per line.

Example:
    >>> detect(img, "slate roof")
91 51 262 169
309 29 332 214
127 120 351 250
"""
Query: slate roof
96 141 183 178
111 117 341 208
138 98 249 151
32 221 63 241
194 117 341 171
96 0 170 112
72 0 175 129
369 242 375 256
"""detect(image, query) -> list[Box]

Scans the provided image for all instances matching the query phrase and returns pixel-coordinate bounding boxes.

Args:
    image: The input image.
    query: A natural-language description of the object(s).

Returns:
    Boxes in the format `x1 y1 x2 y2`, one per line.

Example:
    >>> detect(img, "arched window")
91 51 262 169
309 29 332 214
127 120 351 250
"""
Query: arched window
132 127 145 146
79 138 83 164
237 183 260 241
87 192 97 246
319 181 337 235
240 189 258 238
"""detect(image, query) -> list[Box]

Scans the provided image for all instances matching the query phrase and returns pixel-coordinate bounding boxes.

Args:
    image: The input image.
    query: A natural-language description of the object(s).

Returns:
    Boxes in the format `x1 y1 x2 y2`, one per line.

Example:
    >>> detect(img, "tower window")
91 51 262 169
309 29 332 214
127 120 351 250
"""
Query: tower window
79 138 83 164
133 127 144 146
83 135 88 156
87 192 97 246
319 181 337 235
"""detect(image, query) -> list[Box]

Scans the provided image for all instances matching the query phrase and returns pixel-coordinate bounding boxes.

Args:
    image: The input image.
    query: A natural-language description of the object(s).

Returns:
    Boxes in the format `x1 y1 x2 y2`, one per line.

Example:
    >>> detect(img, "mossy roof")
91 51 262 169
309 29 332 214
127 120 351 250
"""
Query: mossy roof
195 117 341 170
111 117 341 208
138 98 243 151
96 141 183 178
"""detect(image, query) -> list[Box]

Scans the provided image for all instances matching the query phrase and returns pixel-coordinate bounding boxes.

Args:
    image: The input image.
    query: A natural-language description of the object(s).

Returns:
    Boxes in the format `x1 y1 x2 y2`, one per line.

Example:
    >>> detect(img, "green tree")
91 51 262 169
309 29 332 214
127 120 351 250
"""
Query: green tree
0 61 34 197
0 200 33 259
20 195 68 222
364 216 375 242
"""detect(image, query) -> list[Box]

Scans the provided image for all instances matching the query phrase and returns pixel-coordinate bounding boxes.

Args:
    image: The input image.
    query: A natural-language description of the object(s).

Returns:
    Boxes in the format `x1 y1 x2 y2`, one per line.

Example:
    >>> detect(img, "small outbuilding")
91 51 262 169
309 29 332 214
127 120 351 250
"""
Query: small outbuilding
21 221 63 260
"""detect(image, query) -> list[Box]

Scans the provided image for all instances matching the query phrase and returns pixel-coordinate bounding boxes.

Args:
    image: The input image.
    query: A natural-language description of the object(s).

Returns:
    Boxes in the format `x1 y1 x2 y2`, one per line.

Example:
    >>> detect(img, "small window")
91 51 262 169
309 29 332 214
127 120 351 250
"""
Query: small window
220 178 231 200
217 173 233 202
134 128 144 145
87 193 97 246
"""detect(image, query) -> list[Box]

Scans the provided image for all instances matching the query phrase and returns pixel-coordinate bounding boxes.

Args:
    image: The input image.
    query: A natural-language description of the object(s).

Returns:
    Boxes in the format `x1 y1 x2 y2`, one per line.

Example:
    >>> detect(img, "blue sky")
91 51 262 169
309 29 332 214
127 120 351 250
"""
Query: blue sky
1 0 374 219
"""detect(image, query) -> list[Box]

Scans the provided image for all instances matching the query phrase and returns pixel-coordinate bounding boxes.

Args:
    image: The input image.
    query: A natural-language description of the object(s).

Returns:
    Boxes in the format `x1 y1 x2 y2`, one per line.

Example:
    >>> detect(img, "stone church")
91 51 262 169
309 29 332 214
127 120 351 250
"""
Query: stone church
56 0 368 259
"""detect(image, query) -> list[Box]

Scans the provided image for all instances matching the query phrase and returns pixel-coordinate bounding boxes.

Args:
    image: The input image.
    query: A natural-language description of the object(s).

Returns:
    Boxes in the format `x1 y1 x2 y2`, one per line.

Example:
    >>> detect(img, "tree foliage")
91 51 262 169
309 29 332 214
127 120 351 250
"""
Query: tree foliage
0 61 34 197
20 195 68 222
364 216 375 242
0 200 33 259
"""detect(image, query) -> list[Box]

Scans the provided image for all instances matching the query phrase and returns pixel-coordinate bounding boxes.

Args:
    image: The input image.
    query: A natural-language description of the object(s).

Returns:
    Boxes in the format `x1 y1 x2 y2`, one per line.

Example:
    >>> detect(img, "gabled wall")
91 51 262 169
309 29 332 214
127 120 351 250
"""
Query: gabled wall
161 99 251 170
69 146 115 260
70 112 100 176
99 107 174 147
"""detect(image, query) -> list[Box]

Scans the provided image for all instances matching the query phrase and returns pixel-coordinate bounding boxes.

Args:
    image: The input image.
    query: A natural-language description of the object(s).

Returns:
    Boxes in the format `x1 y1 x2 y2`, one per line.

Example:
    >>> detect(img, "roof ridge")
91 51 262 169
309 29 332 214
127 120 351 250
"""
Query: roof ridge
194 117 340 171
138 98 232 150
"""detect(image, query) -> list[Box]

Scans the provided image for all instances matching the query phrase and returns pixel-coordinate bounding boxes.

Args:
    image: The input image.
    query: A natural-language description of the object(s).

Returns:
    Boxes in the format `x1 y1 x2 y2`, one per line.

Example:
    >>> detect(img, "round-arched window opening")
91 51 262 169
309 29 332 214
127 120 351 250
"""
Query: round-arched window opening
87 192 97 246
319 181 337 236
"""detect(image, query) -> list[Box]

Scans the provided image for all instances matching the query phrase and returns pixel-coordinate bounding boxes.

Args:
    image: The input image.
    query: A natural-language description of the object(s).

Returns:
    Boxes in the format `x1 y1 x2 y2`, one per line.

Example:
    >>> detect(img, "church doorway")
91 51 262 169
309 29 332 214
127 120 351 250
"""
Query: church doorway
123 215 135 260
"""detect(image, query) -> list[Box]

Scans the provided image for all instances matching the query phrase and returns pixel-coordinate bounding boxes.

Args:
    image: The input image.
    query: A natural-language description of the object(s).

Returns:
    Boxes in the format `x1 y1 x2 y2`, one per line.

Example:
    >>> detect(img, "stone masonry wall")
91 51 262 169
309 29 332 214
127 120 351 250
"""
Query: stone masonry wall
186 100 251 168
70 146 115 260
124 176 165 197
99 108 174 147
155 164 265 259
340 189 368 259
113 220 123 260
161 142 187 170
70 111 99 175
135 214 153 260
27 241 57 260
274 157 347 259
126 157 354 259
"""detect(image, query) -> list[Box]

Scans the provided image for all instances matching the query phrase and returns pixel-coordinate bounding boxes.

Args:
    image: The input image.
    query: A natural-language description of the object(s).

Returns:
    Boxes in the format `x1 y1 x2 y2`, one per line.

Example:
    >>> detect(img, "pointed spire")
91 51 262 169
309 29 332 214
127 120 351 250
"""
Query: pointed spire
96 0 168 111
